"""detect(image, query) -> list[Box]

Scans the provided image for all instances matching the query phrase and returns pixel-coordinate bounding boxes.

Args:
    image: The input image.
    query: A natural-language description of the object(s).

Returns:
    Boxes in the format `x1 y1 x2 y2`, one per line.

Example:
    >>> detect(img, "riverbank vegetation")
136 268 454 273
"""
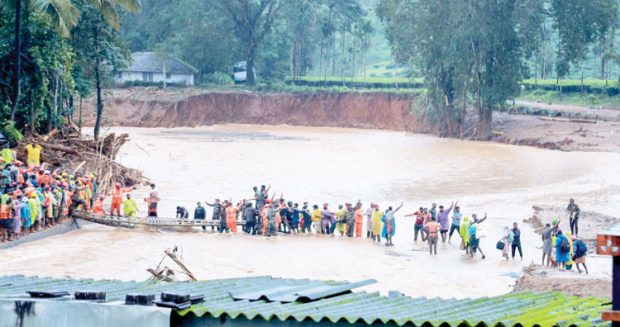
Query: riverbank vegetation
0 0 139 141
3 0 620 144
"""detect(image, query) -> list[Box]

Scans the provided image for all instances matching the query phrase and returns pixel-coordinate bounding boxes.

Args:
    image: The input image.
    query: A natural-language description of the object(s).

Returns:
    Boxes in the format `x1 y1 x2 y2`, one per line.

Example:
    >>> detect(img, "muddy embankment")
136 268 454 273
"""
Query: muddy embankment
83 89 422 132
83 88 620 152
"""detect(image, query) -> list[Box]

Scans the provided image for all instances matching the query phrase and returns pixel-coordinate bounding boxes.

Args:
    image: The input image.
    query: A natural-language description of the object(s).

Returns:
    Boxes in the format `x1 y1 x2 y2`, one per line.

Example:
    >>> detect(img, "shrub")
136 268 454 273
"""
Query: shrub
2 121 23 142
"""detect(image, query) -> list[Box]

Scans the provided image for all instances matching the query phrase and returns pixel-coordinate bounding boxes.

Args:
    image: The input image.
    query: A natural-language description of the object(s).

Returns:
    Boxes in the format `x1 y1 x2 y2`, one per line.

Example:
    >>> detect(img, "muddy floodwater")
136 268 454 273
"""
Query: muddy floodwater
2 125 617 298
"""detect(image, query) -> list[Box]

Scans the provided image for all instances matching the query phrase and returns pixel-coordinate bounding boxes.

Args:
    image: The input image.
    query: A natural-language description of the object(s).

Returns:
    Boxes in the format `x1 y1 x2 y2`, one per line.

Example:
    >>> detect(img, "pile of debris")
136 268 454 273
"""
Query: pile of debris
17 125 144 195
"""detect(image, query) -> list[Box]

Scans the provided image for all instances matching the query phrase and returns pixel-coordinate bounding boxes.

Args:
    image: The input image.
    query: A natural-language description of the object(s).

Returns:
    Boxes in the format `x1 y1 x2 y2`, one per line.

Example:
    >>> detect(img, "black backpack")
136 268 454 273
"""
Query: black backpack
574 240 588 257
559 237 570 253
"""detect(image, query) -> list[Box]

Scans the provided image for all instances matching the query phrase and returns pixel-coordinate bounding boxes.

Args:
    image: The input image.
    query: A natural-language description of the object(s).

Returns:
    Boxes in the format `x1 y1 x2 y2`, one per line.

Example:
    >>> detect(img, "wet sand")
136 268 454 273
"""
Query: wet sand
1 125 617 298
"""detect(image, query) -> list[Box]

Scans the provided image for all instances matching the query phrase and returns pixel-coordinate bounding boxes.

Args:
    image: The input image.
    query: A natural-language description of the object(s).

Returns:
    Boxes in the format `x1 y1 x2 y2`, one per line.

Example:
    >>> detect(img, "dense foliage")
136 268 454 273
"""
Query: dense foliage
0 0 137 140
1 0 620 141
377 0 619 138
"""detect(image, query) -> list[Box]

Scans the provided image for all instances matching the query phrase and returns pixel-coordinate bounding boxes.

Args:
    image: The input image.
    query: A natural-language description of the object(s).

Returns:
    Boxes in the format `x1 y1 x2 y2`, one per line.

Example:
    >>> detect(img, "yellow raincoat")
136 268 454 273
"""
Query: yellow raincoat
123 198 138 218
371 209 383 235
460 217 471 246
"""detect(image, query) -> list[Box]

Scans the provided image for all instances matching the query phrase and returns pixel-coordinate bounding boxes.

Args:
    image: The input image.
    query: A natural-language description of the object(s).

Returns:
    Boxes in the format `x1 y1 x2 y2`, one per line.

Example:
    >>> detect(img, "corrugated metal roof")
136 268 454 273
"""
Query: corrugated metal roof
0 275 609 326
230 278 376 303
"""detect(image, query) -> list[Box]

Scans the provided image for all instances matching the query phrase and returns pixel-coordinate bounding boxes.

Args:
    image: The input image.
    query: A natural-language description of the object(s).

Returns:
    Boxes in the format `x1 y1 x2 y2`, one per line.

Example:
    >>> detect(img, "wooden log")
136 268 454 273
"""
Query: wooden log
40 142 80 155
164 249 197 282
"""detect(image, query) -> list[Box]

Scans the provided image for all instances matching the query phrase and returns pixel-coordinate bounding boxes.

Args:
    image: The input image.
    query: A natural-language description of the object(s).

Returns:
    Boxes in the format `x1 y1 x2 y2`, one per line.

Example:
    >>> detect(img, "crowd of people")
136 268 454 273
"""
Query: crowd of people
0 143 98 242
1 143 590 272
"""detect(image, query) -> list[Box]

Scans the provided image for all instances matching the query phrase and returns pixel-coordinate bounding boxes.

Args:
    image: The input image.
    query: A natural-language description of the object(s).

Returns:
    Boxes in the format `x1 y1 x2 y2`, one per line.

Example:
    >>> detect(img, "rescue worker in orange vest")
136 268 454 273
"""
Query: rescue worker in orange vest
93 195 105 217
354 205 364 237
261 200 271 235
110 182 133 217
226 201 240 233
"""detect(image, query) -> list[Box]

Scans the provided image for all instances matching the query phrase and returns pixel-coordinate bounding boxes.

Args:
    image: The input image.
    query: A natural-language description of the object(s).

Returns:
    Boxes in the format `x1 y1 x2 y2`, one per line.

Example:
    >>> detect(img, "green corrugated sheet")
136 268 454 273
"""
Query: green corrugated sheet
0 275 609 326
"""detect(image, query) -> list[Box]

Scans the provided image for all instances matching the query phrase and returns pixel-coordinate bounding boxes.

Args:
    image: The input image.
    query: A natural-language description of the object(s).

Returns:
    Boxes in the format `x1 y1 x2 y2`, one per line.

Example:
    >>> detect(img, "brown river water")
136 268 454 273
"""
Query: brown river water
2 125 618 298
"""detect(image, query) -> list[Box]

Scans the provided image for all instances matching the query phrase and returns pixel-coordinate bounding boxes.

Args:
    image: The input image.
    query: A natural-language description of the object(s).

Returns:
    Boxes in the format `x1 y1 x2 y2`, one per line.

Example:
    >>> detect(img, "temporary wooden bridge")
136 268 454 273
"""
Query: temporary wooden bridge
71 211 243 230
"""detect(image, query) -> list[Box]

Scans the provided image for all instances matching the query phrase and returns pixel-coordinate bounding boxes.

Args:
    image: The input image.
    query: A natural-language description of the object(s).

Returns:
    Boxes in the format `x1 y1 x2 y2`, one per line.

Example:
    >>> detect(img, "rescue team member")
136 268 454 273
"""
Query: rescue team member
123 194 138 219
225 201 240 233
93 195 105 217
110 182 134 217
354 205 364 237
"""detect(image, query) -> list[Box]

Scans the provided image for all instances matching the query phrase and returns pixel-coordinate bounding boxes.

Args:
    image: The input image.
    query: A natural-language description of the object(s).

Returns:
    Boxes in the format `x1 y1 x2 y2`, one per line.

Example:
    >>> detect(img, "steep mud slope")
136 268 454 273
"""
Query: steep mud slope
83 89 419 131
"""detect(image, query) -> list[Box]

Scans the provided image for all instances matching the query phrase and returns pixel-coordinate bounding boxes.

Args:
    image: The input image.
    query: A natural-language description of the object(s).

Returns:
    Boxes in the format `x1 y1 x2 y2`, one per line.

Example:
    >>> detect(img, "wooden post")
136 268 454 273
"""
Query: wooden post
598 224 620 326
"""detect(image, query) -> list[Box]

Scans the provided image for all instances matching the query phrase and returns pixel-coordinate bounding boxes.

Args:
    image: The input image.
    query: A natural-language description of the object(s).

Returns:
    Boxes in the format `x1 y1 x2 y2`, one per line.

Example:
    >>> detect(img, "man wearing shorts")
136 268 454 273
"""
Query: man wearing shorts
425 217 441 255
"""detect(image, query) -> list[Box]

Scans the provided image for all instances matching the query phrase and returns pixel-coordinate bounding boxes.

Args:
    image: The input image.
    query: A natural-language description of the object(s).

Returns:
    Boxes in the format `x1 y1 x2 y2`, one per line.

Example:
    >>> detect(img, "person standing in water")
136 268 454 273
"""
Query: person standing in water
365 204 374 238
354 203 364 237
425 217 441 255
448 205 462 243
371 204 384 243
381 202 403 246
429 203 437 220
437 202 455 243
310 204 322 234
405 207 424 242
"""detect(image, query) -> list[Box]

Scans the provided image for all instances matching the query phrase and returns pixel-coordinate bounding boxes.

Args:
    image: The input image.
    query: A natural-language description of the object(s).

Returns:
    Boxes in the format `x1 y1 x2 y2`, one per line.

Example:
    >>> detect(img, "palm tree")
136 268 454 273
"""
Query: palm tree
7 0 80 121
88 0 140 141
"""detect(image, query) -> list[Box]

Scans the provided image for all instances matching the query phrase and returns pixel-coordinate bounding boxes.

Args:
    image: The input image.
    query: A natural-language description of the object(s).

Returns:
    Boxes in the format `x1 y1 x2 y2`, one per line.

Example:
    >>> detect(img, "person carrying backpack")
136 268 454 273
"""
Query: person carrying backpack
572 235 589 274
555 230 571 269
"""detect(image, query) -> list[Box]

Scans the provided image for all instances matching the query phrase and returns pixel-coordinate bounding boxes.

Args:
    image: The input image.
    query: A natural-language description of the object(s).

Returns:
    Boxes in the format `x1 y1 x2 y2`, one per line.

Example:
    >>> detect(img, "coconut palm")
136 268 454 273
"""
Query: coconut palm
6 0 80 121
88 0 140 31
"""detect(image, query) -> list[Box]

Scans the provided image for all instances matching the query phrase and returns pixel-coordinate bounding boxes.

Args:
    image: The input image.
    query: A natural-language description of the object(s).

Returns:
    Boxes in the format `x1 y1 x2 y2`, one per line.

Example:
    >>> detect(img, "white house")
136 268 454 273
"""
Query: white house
115 52 198 86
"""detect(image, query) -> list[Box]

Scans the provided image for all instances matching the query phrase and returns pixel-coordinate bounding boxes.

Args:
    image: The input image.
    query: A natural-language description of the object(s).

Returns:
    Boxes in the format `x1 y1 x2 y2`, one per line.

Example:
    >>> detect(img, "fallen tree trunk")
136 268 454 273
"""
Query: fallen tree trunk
40 142 80 156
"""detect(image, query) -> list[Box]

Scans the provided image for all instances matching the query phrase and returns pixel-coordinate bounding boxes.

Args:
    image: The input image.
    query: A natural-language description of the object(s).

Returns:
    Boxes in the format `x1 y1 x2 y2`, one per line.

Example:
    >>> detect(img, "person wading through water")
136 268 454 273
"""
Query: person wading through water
449 205 462 243
345 201 361 237
382 202 403 246
437 202 455 243
425 216 441 255
145 184 160 217
405 207 424 242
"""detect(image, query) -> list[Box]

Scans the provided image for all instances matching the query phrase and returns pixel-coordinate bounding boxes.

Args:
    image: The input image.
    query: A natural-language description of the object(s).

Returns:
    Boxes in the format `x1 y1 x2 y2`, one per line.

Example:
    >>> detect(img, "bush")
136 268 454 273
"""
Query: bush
2 121 23 142
201 72 232 85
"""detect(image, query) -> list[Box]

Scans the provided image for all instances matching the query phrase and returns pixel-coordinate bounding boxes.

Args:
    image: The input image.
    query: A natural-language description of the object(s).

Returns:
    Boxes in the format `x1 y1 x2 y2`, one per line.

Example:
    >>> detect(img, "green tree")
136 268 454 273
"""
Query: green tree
211 0 281 86
72 0 139 140
4 0 79 121
378 0 617 139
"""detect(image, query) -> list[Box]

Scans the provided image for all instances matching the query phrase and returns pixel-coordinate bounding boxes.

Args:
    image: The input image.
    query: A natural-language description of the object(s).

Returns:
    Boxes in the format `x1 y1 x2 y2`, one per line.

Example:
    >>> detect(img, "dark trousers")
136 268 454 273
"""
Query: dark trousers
346 221 355 237
68 199 87 217
449 224 460 238
246 221 256 234
512 243 523 258
570 218 579 235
